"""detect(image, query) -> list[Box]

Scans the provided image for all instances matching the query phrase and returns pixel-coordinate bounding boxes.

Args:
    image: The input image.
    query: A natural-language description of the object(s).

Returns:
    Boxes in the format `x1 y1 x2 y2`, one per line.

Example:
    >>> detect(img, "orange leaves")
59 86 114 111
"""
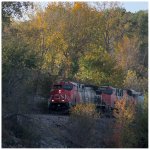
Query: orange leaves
113 97 136 147
114 97 136 126
73 2 83 11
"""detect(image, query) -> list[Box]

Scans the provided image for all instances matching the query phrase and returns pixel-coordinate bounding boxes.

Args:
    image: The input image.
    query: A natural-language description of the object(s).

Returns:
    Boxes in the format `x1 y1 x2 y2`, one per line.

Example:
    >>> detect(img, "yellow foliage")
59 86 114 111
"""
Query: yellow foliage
114 97 136 125
73 2 83 11
123 70 138 89
71 103 98 118
115 36 139 71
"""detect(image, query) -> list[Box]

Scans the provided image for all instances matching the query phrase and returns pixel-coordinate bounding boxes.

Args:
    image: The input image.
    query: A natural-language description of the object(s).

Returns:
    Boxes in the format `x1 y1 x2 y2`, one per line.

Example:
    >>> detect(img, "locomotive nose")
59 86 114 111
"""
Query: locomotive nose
50 93 69 103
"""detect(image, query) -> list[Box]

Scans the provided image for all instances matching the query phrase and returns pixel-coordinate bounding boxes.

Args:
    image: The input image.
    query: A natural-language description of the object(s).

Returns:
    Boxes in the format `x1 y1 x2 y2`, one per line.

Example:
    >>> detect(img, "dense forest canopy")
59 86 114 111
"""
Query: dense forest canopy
2 2 148 99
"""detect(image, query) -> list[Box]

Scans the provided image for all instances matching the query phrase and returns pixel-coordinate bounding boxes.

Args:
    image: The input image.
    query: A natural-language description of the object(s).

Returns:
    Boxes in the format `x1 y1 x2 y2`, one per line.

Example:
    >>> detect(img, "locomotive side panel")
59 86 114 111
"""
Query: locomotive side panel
82 86 96 103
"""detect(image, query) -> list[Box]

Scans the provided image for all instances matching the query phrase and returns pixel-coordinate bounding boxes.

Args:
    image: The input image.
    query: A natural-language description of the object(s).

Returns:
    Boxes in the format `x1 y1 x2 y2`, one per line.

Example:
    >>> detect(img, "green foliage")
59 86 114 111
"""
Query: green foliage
133 93 148 147
76 45 124 86
123 70 148 92
3 2 147 87
2 1 148 88
123 70 138 88
127 11 148 67
3 38 37 71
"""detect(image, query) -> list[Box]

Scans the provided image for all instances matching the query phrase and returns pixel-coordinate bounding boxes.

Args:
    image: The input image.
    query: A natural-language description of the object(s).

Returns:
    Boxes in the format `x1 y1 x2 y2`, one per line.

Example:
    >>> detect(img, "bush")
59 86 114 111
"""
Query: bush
67 103 99 148
133 93 148 148
2 115 41 148
70 103 98 118
113 97 136 125
113 94 148 148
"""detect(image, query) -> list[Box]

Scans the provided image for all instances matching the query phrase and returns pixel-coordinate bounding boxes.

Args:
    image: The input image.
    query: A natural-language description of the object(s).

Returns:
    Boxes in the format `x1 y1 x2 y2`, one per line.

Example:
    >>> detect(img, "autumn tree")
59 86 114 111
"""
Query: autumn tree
127 11 148 68
115 36 140 72
95 2 129 53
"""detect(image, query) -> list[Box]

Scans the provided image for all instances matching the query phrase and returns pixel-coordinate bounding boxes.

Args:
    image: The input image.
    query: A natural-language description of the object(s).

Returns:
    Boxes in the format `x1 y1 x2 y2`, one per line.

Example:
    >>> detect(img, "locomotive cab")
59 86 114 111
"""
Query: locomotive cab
95 86 117 108
48 81 80 111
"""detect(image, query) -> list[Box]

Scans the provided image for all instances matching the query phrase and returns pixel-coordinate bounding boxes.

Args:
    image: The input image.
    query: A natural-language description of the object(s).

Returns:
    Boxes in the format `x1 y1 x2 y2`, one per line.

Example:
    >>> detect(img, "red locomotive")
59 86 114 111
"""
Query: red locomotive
95 86 143 109
48 81 81 111
95 86 124 109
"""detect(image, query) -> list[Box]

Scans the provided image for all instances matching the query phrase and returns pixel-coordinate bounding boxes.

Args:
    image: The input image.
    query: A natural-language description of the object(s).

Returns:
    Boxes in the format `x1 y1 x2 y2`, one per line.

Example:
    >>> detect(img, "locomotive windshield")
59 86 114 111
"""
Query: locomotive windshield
98 88 113 95
53 85 62 89
53 84 73 91
103 89 113 95
63 84 73 90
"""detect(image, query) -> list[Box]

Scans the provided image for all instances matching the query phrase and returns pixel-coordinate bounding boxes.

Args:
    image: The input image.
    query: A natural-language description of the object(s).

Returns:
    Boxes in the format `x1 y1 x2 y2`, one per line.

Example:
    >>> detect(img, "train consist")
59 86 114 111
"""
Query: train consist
48 81 144 111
